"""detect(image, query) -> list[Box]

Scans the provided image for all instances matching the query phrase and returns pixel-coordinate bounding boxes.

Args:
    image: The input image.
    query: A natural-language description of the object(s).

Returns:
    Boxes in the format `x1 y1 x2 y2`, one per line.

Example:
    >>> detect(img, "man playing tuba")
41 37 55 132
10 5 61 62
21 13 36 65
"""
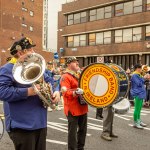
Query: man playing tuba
0 37 60 150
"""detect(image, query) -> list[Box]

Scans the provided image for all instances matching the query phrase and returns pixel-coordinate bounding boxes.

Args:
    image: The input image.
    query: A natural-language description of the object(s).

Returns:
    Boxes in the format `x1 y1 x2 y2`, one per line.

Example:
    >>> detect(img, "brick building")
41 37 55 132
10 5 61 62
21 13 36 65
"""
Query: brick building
58 0 150 69
0 0 52 66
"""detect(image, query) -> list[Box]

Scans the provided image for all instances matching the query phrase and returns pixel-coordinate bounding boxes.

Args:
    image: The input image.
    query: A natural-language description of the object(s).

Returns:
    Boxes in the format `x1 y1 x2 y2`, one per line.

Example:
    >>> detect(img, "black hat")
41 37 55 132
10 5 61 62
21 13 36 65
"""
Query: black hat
10 37 36 55
65 57 78 65
134 64 142 70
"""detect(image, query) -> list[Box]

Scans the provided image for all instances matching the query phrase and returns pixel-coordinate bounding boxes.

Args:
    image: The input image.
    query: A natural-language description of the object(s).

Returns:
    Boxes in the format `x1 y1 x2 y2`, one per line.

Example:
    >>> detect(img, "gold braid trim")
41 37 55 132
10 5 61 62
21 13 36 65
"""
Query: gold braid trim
65 69 80 80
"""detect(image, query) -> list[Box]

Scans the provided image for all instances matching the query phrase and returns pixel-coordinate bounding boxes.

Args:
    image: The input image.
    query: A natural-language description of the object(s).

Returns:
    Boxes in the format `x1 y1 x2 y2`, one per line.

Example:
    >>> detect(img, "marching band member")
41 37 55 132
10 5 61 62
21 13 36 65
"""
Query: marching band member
101 106 118 141
60 57 88 150
101 60 118 141
0 37 60 150
130 64 148 129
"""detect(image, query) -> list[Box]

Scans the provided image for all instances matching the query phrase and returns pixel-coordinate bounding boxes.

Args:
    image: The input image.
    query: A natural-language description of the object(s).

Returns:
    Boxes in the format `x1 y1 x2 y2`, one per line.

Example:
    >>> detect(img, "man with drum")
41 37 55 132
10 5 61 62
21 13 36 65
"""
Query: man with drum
130 64 148 129
0 37 60 150
60 57 88 150
101 60 118 141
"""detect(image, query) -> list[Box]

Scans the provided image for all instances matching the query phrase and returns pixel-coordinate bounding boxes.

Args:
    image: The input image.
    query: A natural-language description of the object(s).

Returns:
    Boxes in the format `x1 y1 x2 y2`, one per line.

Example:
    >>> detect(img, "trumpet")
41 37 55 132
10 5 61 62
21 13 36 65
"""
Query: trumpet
12 53 55 109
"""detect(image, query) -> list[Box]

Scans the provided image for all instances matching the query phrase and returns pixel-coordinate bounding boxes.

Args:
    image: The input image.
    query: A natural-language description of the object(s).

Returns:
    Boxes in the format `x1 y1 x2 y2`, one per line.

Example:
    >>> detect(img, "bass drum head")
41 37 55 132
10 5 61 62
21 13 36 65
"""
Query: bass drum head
79 63 119 108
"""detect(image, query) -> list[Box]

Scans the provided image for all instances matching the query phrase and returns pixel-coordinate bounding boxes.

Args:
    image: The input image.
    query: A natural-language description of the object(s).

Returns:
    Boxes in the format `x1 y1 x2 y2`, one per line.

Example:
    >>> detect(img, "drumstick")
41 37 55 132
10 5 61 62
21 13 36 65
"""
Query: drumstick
61 86 77 93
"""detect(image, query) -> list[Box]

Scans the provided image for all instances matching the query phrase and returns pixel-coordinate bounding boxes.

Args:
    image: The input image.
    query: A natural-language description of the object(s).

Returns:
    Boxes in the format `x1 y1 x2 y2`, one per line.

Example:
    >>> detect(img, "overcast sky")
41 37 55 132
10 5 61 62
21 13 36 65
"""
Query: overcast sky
48 0 66 51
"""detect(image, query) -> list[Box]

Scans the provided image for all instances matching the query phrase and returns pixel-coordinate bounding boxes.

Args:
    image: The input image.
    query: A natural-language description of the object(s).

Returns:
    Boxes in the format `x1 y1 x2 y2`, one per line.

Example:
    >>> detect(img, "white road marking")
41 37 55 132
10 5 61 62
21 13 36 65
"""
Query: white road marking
115 114 130 121
128 124 150 131
47 124 68 133
88 117 103 122
130 108 150 114
88 122 103 128
48 121 67 126
48 120 91 136
48 122 68 130
59 118 67 121
46 139 67 145
88 125 102 131
128 111 147 115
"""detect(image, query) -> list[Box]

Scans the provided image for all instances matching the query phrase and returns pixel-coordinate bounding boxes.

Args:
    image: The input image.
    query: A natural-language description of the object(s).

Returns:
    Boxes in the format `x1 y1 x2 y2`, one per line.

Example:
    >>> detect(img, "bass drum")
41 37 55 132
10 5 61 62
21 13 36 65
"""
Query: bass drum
113 98 130 114
79 63 129 108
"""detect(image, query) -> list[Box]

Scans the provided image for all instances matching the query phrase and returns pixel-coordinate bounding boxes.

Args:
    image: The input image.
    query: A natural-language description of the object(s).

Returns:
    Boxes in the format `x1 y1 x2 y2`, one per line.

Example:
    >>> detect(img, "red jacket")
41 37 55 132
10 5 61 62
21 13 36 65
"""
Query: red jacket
60 73 88 116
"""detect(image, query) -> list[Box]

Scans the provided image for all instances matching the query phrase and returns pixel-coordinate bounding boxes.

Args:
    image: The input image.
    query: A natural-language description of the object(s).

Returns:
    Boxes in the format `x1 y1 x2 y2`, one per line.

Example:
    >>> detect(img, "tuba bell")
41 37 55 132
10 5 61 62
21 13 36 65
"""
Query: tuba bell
12 53 55 109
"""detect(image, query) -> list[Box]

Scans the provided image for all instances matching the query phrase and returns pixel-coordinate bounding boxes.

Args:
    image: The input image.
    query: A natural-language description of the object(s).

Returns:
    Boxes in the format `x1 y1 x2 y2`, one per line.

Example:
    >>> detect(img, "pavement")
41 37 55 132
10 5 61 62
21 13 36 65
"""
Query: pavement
0 102 150 150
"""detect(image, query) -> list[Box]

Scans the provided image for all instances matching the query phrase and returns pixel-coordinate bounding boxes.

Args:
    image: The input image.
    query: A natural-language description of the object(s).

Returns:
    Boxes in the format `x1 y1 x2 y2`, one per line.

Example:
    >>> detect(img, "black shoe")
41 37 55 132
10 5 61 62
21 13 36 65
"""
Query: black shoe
96 115 103 120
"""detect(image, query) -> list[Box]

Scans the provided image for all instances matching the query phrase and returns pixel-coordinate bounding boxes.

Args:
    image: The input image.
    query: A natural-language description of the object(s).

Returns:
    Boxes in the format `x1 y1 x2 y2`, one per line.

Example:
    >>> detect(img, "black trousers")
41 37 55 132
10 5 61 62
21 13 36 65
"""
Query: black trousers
67 112 87 150
8 128 47 150
96 108 103 117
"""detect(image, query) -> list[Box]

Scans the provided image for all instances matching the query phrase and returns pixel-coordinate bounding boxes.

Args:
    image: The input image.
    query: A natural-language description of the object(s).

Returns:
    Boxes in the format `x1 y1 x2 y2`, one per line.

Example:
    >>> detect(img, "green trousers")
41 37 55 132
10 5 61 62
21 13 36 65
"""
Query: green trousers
134 96 143 122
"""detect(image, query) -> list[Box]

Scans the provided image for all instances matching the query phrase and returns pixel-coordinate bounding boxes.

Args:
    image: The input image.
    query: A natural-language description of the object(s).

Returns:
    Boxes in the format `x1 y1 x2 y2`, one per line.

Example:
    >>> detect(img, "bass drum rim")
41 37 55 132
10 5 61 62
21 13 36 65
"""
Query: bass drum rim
79 63 120 108
108 63 130 105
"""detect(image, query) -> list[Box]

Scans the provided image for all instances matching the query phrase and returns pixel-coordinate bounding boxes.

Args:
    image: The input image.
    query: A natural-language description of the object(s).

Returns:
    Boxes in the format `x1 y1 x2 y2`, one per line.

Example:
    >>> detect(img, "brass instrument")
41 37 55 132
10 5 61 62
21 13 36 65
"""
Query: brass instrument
12 53 55 109
142 65 149 76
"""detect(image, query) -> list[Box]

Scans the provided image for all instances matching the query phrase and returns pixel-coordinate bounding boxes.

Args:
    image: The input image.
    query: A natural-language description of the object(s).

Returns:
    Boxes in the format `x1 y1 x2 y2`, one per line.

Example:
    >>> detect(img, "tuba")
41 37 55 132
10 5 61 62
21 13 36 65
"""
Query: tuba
12 53 55 109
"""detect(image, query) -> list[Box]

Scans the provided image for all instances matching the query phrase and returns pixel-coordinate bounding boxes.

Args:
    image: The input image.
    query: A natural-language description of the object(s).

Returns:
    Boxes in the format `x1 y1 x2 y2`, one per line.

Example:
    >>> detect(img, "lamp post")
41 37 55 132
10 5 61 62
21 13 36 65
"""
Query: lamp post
0 49 6 66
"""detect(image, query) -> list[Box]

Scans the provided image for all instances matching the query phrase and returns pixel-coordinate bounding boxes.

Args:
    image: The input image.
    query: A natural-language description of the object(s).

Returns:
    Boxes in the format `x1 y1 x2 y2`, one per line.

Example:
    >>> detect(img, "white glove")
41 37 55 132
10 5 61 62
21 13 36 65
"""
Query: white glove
75 88 84 95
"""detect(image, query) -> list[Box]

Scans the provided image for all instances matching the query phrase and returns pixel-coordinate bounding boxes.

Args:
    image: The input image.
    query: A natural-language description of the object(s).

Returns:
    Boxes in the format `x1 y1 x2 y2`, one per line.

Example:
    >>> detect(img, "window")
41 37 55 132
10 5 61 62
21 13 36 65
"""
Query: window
89 31 111 45
123 28 132 42
146 26 150 40
115 0 142 16
68 36 74 47
30 11 34 17
67 35 86 47
133 27 142 41
115 27 142 43
74 13 80 24
115 3 123 16
29 26 33 32
89 33 96 45
80 35 86 46
104 6 112 18
147 0 150 11
115 30 123 43
74 36 80 47
124 2 133 15
104 31 111 44
68 14 73 25
81 12 86 23
97 8 104 20
89 9 96 21
96 33 103 44
133 0 142 13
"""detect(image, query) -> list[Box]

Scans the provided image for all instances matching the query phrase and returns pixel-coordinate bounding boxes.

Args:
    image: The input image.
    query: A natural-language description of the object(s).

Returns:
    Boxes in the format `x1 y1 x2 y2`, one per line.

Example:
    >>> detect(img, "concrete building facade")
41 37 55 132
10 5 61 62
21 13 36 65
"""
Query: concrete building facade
58 0 150 69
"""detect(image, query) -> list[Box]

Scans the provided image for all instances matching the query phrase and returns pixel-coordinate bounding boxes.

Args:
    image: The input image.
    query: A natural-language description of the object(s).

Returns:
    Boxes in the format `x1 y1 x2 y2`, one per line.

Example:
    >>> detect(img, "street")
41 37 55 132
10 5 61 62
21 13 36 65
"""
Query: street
0 103 150 150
